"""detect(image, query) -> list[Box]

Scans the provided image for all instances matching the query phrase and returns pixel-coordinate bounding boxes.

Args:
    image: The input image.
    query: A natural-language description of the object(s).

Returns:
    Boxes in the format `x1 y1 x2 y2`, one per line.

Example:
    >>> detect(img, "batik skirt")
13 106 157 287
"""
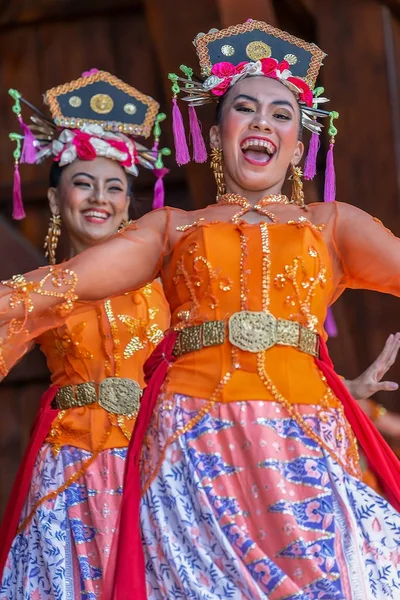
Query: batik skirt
140 395 400 600
0 444 127 600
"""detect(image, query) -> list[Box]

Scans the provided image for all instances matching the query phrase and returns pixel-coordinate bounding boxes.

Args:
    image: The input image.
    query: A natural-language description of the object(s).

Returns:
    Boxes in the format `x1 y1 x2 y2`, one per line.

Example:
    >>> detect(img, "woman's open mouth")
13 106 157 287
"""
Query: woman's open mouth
240 137 276 166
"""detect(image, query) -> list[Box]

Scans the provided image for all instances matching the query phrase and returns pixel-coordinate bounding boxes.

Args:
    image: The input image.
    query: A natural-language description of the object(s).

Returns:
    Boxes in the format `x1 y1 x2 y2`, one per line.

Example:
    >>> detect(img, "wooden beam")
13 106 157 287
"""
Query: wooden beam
316 0 400 408
0 0 138 27
380 0 400 20
216 0 278 27
144 0 221 208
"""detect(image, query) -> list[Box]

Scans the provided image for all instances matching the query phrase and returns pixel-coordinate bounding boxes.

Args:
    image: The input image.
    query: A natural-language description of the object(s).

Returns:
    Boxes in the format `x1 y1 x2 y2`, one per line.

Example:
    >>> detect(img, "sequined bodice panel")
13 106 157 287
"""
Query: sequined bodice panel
38 281 169 387
164 221 333 334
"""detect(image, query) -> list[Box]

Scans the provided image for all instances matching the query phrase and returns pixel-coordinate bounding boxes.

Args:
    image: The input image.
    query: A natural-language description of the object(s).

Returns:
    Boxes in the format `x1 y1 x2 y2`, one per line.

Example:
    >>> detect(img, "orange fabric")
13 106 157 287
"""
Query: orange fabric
37 280 170 452
162 220 338 404
0 200 400 412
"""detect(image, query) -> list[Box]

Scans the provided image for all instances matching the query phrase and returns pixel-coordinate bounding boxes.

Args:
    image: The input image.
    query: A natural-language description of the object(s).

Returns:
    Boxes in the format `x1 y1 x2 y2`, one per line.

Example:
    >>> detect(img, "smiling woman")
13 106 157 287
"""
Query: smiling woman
0 72 170 600
48 158 132 254
210 78 304 201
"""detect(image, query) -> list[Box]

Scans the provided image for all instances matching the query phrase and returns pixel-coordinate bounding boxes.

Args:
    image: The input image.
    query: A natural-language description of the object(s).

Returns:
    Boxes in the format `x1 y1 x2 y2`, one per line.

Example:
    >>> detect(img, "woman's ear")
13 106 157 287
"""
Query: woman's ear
47 187 60 216
292 140 305 166
209 125 221 149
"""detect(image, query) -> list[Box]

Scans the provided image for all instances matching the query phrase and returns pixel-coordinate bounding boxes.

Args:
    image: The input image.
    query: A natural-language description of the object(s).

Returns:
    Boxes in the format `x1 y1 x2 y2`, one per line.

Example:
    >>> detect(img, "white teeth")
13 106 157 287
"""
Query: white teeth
240 138 275 155
83 211 109 219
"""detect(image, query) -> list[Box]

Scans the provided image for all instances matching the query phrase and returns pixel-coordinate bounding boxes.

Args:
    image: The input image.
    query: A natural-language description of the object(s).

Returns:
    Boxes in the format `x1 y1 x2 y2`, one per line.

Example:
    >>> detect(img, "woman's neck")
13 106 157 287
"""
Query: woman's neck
224 181 284 206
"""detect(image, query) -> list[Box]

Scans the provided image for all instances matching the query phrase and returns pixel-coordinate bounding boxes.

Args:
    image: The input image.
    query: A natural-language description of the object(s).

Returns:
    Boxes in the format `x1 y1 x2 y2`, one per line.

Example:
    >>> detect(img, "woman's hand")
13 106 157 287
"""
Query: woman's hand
344 333 400 400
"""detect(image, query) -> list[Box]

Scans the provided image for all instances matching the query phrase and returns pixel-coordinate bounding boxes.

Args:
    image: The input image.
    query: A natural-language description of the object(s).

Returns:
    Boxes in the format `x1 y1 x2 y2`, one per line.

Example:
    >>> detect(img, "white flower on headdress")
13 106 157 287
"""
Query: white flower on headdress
58 145 78 166
80 123 106 137
90 137 128 162
275 68 292 81
203 75 225 91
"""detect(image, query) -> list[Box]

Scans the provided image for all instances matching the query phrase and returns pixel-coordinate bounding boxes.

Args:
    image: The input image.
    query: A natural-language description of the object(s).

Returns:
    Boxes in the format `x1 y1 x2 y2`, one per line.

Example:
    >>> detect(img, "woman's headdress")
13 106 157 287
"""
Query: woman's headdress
168 19 339 201
9 69 170 219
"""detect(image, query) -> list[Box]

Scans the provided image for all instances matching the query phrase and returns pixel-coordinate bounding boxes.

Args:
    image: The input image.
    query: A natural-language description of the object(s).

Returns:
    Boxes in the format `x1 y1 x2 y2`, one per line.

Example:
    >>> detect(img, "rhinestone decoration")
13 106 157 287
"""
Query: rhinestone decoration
69 95 82 108
124 103 137 115
221 44 235 57
284 53 298 65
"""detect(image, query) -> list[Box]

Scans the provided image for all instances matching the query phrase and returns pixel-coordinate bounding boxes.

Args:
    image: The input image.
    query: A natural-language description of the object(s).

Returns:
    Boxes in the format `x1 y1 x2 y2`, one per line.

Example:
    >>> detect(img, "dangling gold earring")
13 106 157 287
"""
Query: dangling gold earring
44 214 62 265
289 163 305 209
210 147 226 201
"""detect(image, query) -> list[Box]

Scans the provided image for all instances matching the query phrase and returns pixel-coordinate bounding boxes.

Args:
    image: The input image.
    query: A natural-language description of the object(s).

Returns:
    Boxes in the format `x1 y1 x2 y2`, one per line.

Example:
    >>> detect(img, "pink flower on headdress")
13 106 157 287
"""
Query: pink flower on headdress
287 76 313 107
211 62 237 95
260 57 279 77
72 130 97 160
235 61 248 74
82 68 99 78
277 59 290 73
212 62 237 79
107 138 137 167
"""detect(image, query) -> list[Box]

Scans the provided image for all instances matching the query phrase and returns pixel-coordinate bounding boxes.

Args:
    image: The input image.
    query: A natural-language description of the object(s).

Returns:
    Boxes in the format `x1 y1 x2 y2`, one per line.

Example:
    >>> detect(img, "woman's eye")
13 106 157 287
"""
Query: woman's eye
109 186 124 192
74 181 91 188
235 105 255 113
274 113 291 121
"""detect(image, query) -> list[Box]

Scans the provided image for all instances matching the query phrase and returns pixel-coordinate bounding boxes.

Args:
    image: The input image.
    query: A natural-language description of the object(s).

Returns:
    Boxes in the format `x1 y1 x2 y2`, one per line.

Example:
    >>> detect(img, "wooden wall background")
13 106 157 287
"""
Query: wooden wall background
1 0 400 518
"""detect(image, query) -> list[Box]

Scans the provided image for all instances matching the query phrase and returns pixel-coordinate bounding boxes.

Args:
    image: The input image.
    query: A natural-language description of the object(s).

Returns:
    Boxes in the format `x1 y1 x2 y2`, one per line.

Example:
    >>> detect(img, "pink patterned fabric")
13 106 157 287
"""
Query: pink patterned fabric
140 395 400 599
1 444 127 599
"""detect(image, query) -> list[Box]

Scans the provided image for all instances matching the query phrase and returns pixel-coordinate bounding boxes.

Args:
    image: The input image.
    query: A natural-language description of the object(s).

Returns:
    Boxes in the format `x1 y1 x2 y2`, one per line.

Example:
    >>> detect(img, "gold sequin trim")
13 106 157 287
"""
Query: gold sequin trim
2 267 78 337
19 420 113 533
260 222 271 311
274 248 326 332
142 370 233 496
104 300 121 377
256 352 361 478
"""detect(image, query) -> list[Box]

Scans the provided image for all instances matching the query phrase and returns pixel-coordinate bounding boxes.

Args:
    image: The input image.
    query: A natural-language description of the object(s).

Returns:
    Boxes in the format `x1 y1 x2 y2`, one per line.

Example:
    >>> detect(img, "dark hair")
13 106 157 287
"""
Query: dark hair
49 161 135 199
215 84 304 141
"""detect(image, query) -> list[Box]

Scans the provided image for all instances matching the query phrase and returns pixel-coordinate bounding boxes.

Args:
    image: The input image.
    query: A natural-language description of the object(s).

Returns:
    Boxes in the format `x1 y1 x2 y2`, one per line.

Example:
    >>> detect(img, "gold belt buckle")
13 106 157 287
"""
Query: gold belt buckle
228 311 277 353
98 377 142 417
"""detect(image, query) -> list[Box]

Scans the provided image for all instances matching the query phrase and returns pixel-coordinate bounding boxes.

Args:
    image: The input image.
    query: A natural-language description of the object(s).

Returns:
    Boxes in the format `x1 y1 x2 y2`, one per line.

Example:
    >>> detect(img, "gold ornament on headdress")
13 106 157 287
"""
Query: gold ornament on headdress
44 214 62 265
289 164 305 209
210 147 226 201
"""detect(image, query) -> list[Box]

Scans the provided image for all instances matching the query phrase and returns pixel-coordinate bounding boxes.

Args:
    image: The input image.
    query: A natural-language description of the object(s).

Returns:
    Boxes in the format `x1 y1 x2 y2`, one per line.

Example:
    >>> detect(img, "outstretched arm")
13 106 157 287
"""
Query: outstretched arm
0 208 170 377
333 202 400 295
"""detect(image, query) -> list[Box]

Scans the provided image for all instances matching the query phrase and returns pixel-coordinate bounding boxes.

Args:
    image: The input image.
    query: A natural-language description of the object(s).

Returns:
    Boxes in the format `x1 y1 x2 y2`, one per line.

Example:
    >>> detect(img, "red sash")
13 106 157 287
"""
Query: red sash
0 386 59 580
316 338 400 511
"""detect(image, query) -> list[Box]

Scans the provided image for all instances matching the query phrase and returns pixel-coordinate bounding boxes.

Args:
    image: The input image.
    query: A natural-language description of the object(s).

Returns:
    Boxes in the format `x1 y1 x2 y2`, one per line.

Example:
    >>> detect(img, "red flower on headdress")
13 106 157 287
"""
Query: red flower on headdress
287 76 313 107
72 131 97 160
211 62 238 95
108 138 136 167
235 61 248 75
277 60 290 73
260 58 279 77
211 62 237 79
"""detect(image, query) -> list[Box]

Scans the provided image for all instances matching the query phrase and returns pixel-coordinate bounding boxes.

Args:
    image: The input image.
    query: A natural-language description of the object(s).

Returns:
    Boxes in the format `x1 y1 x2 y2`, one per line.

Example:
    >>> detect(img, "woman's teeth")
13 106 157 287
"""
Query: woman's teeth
83 211 109 221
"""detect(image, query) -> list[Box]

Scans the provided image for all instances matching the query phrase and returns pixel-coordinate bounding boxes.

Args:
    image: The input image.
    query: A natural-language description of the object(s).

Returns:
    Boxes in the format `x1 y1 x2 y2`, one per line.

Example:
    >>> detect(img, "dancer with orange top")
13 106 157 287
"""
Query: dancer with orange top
0 71 169 599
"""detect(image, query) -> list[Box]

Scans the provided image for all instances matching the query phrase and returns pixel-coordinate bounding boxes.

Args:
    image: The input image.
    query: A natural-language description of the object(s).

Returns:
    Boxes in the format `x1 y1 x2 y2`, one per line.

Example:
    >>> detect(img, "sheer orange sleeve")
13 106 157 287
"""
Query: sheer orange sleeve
333 202 400 296
0 207 171 377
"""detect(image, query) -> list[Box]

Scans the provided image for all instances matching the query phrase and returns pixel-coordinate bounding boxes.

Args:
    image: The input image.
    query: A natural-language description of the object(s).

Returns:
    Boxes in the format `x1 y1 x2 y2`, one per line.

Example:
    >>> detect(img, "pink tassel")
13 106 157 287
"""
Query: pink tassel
188 105 207 163
324 307 338 338
324 142 336 202
303 131 319 180
172 98 190 166
152 168 169 209
18 117 37 164
12 163 25 220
